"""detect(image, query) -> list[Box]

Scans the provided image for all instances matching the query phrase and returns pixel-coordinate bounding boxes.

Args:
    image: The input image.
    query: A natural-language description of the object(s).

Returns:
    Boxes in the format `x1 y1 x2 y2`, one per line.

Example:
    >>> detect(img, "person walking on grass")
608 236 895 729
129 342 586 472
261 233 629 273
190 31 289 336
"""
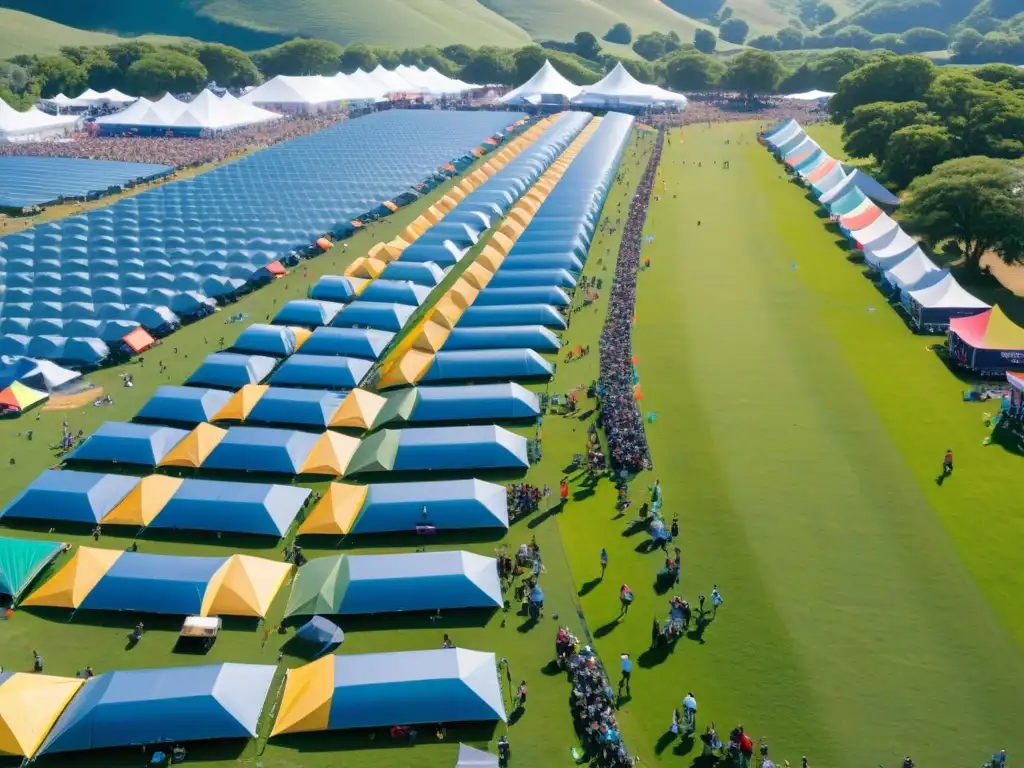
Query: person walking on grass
711 585 723 616
619 584 634 617
618 654 632 695
600 548 608 579
943 448 954 476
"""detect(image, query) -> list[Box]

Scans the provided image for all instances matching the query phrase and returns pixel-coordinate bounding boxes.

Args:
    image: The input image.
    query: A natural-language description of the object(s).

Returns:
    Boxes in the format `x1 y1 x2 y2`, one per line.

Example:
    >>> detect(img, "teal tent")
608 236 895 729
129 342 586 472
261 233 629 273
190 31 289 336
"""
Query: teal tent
0 536 63 601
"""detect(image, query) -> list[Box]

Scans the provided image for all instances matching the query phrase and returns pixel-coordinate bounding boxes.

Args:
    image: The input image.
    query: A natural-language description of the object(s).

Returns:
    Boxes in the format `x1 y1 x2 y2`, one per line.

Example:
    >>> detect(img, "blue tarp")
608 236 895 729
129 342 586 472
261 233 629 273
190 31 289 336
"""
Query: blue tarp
81 551 226 613
157 479 308 537
408 383 540 422
378 261 445 286
444 325 560 352
38 663 276 754
474 286 570 306
458 304 566 329
394 425 528 471
348 479 508 533
272 300 344 328
232 324 299 357
0 156 172 208
482 269 577 289
294 616 344 653
269 354 371 389
186 353 277 389
359 280 431 307
298 327 395 360
203 426 320 474
309 276 362 303
247 387 345 428
70 422 189 466
421 349 554 382
333 301 415 332
135 385 233 426
0 469 138 524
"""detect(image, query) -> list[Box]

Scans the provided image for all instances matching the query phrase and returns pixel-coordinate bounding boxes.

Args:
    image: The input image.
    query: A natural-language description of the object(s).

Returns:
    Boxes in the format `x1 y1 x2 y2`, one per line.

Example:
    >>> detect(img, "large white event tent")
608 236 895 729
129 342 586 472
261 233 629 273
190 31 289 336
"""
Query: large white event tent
782 90 835 101
500 60 582 105
96 89 279 134
241 75 349 113
572 62 687 108
0 98 80 141
47 89 137 110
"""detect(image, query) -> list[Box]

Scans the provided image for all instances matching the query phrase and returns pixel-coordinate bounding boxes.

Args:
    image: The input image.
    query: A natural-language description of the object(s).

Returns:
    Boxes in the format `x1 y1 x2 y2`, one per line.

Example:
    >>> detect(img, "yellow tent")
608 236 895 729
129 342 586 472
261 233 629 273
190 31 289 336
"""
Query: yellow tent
299 432 361 476
102 475 183 526
201 555 291 618
449 280 479 309
0 673 84 757
22 547 121 609
436 195 456 212
270 655 335 736
288 327 313 351
376 349 434 389
490 231 514 256
329 389 387 430
158 423 227 468
508 207 532 227
212 384 268 422
462 262 494 291
412 321 450 353
448 186 466 202
297 484 369 536
430 296 464 329
476 247 505 273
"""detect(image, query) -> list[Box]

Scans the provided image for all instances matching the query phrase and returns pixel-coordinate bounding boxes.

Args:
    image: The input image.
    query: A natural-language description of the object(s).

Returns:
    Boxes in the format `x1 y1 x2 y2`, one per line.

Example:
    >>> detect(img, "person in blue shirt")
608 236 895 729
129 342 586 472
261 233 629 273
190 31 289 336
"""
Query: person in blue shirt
600 548 608 578
618 653 633 695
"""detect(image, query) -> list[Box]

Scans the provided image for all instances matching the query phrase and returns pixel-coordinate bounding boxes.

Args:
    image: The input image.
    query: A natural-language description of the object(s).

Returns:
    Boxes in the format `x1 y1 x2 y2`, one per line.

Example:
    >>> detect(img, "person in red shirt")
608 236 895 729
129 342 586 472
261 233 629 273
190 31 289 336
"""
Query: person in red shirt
738 727 754 764
559 479 569 504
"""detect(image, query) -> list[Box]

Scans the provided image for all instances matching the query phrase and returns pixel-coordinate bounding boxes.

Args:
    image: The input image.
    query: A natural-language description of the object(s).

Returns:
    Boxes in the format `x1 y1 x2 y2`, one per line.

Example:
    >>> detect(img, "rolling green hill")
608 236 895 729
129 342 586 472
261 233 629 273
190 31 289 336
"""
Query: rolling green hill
0 9 185 57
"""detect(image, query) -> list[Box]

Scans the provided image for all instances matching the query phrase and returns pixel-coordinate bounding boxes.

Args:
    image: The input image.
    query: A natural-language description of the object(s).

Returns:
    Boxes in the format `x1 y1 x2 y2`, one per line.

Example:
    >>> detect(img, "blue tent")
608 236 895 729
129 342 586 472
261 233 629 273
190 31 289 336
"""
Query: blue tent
81 551 226 613
829 168 901 208
333 301 415 332
445 325 560 352
421 349 554 383
378 261 445 286
408 383 540 422
389 425 528 471
272 300 344 327
155 479 309 537
232 324 298 357
458 304 566 329
298 327 395 360
269 354 371 389
474 286 571 307
38 663 276 754
294 616 344 655
135 386 233 426
0 536 64 600
70 422 189 466
247 387 344 428
186 353 277 389
497 253 583 272
350 478 508 533
309 276 362 303
0 469 138 524
359 280 431 307
203 427 320 474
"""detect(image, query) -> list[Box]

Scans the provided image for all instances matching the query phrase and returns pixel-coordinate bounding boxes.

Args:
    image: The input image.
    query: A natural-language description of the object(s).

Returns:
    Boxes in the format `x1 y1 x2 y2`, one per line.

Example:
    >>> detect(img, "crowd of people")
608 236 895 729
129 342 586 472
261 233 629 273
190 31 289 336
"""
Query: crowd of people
596 130 663 474
652 94 829 128
507 482 544 519
0 113 346 170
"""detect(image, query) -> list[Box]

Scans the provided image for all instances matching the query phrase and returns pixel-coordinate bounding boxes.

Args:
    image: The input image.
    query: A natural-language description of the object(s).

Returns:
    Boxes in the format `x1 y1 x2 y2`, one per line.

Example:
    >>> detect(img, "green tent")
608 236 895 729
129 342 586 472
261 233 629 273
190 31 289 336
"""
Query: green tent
346 430 400 475
285 555 346 618
0 536 63 601
373 389 418 428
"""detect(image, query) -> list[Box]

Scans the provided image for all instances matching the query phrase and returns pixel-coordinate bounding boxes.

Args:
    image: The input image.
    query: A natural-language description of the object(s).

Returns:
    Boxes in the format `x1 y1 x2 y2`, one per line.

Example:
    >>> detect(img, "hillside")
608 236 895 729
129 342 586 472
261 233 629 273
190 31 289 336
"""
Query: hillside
0 9 185 57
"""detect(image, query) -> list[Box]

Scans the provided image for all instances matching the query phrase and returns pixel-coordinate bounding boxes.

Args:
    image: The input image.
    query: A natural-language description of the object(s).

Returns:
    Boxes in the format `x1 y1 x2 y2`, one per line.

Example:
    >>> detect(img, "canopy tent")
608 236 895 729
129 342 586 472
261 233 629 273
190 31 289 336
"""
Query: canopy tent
781 89 834 101
158 423 227 468
379 383 541 424
458 304 567 329
0 356 80 391
203 426 322 474
0 99 79 142
293 616 344 656
246 387 346 428
272 300 345 328
379 260 446 286
488 268 577 289
500 61 583 105
272 649 506 735
419 349 555 383
241 75 346 114
284 550 502 617
329 388 388 430
474 285 571 307
309 275 367 303
232 324 300 357
23 548 291 618
69 422 189 466
121 327 155 354
298 327 395 360
883 250 940 292
764 120 803 149
572 63 686 108
298 478 508 536
135 385 233 426
850 213 899 249
948 306 1024 374
0 469 138 524
360 279 432 306
0 536 63 601
445 325 560 352
862 229 918 269
269 354 371 389
37 663 275 755
821 168 900 208
905 273 989 332
0 380 47 413
333 301 416 332
0 673 83 758
211 384 268 422
346 425 529 474
186 353 277 389
97 89 279 135
63 88 136 108
457 743 500 767
101 475 183 527
298 431 361 476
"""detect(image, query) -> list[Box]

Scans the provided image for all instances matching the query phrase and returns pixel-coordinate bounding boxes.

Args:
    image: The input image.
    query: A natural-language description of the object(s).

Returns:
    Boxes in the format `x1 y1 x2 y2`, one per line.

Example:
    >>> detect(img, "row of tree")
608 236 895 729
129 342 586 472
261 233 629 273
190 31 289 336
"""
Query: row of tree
828 54 1024 270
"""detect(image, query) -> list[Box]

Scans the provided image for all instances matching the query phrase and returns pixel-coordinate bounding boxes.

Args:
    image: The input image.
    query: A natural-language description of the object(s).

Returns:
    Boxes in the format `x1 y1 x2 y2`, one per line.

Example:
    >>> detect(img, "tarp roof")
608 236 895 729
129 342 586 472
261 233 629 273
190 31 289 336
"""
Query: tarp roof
444 325 560 352
135 385 233 426
232 324 299 357
37 663 275 755
0 469 138 524
158 422 227 468
421 349 554 383
69 422 189 466
500 61 583 104
102 474 182 527
309 275 365 303
298 478 508 536
0 536 63 600
402 382 540 423
211 384 268 422
203 426 321 474
299 327 395 360
0 381 47 412
294 615 344 654
144 478 307 537
329 388 388 430
0 356 80 392
457 743 500 767
883 249 939 291
186 353 277 389
333 301 416 332
829 168 901 207
247 387 345 428
950 306 1024 351
271 649 505 735
269 354 371 389
573 63 686 107
907 273 988 311
0 672 83 757
273 300 345 328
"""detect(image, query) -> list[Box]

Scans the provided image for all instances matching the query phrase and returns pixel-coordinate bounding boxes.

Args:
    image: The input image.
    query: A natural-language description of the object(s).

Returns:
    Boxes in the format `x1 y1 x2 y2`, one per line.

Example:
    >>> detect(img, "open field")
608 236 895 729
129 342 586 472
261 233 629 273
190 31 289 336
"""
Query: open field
0 9 185 58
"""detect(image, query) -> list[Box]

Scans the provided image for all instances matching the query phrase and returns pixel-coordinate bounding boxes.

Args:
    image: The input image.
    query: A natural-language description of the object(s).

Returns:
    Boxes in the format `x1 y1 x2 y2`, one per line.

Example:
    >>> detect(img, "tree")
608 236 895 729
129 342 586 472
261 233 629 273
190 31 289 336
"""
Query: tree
719 18 749 44
513 45 548 85
816 3 837 24
831 25 874 49
694 29 717 54
604 22 633 44
105 42 157 73
617 58 656 84
808 48 872 90
339 44 378 74
416 47 458 76
829 54 935 121
31 55 87 98
842 100 937 162
722 50 784 93
871 33 905 52
776 27 805 49
125 50 208 96
460 49 515 86
901 27 949 53
376 49 402 68
749 34 782 51
903 156 1024 270
197 43 260 88
632 31 680 61
662 49 725 90
951 28 984 60
973 63 1024 89
251 39 343 77
882 124 952 187
0 62 29 93
574 31 602 60
442 44 474 66
922 70 1024 159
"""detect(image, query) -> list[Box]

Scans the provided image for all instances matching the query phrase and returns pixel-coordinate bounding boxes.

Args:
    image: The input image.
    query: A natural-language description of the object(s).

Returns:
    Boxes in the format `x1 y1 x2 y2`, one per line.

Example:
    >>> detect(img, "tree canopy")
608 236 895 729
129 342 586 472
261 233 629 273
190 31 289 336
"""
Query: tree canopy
126 50 208 96
828 54 935 120
842 100 937 163
196 43 261 88
883 123 952 187
574 31 602 60
603 23 633 44
661 49 724 90
723 50 784 92
694 29 717 54
632 31 681 61
251 39 343 77
719 18 750 44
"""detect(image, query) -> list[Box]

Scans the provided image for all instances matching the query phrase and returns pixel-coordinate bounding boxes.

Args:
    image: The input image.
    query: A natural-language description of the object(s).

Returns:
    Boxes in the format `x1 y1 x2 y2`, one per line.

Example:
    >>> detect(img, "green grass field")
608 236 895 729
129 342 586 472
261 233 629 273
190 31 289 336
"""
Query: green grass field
0 9 185 58
1 119 1022 768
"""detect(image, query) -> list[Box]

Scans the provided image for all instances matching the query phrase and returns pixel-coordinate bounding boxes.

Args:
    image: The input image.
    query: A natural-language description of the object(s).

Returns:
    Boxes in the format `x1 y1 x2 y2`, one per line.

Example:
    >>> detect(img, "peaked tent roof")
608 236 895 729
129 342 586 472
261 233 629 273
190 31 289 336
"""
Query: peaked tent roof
907 273 989 311
500 61 583 104
0 470 139 524
69 422 189 466
37 663 275 755
457 743 500 767
102 474 183 526
949 306 1024 350
573 63 686 106
0 537 63 600
0 672 84 757
294 615 344 655
832 168 901 207
135 385 233 426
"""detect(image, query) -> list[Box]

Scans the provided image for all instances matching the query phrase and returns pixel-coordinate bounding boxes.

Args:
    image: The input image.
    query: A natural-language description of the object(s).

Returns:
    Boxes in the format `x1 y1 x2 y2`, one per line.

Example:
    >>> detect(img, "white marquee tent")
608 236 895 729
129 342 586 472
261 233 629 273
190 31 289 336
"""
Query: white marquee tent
96 90 279 132
500 60 583 105
782 90 835 101
241 75 347 113
0 98 80 141
572 63 687 108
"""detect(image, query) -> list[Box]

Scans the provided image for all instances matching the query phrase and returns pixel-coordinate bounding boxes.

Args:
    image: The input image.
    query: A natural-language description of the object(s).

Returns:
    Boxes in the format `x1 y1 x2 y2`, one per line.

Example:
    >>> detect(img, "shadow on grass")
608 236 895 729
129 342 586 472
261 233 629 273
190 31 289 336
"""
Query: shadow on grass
593 618 622 638
638 640 678 668
527 502 564 529
621 519 647 537
541 659 562 676
22 606 261 633
655 730 678 755
281 607 497 632
517 614 540 633
578 577 602 597
270 722 498 754
673 734 696 756
991 421 1024 457
29 738 249 767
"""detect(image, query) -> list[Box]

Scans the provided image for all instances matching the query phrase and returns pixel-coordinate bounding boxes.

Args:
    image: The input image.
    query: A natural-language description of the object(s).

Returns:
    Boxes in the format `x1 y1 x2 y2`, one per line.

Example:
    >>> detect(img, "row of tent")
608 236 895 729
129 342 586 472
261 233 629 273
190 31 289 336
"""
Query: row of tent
94 89 281 136
0 110 527 363
0 97 79 142
19 545 500 619
501 61 686 110
1 469 510 535
45 88 135 109
0 649 503 758
763 120 1024 373
0 355 82 414
0 155 173 209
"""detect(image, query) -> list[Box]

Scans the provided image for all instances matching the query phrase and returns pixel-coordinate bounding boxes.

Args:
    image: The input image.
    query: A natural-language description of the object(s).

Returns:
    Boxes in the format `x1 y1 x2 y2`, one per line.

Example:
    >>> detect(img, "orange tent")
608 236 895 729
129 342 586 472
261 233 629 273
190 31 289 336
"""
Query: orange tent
122 327 156 354
264 261 286 276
